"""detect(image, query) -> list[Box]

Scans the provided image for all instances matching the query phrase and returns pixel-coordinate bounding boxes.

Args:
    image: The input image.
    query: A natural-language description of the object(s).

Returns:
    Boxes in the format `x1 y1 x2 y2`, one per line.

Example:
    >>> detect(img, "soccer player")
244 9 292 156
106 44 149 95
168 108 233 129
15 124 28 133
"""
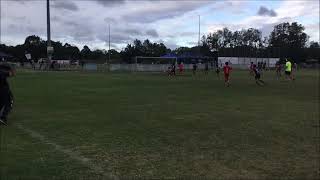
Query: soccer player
39 59 44 70
167 66 172 76
275 61 282 80
223 62 232 87
204 61 209 75
178 62 184 75
253 64 265 86
192 62 197 75
262 61 267 71
292 62 297 80
0 63 15 126
285 59 293 81
215 64 220 79
171 63 176 76
249 62 254 76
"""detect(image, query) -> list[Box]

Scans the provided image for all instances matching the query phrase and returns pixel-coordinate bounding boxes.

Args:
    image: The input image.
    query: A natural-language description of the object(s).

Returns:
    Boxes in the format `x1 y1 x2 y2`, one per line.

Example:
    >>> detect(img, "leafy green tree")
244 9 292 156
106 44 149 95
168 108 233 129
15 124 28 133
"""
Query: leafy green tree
269 22 308 48
80 45 92 60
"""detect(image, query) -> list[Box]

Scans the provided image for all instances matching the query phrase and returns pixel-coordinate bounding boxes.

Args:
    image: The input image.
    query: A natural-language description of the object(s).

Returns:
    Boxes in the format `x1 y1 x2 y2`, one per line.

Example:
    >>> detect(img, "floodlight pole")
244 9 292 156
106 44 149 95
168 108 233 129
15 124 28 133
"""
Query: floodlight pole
108 24 110 64
198 15 200 47
47 0 51 49
46 0 53 69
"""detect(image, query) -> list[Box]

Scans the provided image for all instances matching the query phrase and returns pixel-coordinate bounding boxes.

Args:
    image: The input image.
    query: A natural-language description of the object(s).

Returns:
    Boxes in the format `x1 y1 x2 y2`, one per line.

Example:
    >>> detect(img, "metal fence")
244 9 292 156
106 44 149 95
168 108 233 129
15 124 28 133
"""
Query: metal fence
15 57 280 72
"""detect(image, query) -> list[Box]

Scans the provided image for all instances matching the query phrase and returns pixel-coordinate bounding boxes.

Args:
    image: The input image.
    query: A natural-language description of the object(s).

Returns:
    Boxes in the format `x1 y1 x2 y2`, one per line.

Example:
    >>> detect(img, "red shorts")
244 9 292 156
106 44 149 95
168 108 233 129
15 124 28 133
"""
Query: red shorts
224 74 229 81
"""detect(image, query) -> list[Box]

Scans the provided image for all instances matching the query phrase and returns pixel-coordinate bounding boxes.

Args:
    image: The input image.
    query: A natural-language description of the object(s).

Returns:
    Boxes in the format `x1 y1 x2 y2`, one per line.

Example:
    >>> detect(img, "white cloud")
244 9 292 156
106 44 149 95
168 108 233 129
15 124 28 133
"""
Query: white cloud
207 0 319 41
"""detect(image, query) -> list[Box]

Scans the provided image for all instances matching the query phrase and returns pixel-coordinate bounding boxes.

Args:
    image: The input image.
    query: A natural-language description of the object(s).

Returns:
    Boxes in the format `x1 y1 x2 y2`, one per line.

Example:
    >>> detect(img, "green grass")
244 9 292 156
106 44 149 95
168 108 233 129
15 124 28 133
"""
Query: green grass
0 69 319 179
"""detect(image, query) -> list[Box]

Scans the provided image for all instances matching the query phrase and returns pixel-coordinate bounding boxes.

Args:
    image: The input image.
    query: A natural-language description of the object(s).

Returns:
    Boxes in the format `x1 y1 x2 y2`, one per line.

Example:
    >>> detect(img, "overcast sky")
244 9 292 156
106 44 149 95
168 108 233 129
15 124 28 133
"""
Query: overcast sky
1 0 319 51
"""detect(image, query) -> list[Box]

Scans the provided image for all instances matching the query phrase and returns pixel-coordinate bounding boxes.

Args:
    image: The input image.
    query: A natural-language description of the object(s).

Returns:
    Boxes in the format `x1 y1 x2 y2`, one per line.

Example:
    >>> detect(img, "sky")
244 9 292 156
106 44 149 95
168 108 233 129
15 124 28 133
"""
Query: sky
1 0 319 51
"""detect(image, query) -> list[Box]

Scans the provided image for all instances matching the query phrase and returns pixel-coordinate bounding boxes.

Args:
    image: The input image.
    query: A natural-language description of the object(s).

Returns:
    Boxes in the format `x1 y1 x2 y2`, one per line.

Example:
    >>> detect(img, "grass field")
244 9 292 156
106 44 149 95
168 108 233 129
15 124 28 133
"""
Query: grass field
0 69 319 179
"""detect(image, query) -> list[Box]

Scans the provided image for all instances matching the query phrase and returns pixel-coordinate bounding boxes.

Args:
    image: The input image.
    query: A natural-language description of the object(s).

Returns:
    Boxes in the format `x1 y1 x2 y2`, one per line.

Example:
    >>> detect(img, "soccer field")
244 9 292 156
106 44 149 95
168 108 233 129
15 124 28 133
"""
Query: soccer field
1 69 319 179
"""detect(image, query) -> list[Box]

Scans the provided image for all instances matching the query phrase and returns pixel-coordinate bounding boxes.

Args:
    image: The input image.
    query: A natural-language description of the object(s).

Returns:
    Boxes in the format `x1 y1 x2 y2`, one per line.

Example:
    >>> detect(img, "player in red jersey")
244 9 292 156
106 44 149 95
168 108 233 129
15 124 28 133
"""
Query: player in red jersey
223 62 232 87
178 62 184 75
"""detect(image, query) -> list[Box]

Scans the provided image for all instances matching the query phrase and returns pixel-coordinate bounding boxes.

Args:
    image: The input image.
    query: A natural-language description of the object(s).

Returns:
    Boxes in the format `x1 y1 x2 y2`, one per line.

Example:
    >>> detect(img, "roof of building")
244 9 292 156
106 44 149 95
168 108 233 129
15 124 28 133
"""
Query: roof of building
0 51 13 58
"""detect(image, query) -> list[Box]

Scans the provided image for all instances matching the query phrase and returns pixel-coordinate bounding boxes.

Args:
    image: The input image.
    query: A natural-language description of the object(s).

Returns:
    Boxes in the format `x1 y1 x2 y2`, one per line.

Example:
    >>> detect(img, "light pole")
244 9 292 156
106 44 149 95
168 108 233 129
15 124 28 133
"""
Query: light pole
198 15 200 47
108 24 110 64
46 0 53 69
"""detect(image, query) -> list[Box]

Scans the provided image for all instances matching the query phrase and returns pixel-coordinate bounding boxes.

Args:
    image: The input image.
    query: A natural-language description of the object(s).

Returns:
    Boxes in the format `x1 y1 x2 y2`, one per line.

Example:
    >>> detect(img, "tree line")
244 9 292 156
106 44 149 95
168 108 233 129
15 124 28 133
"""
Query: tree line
0 22 319 64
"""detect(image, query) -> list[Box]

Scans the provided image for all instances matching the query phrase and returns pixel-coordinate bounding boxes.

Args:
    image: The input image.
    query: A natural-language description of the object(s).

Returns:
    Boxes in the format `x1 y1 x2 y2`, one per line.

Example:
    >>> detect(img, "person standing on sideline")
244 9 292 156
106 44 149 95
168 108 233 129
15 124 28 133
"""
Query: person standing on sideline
285 59 293 81
0 63 15 125
223 62 232 87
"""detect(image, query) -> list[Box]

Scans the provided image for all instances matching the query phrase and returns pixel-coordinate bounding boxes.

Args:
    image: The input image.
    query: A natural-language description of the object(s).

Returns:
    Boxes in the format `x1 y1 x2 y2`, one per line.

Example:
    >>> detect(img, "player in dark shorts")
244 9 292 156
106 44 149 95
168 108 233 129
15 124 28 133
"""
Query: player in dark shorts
204 61 209 75
192 62 197 75
249 62 254 76
0 63 15 125
275 61 281 79
171 63 176 76
215 64 220 78
253 64 265 86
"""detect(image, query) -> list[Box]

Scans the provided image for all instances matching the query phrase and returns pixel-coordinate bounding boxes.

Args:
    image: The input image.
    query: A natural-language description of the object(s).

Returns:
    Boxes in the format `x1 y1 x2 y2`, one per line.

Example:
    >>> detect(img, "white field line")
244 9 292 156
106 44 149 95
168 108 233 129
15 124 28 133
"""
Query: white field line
15 124 118 180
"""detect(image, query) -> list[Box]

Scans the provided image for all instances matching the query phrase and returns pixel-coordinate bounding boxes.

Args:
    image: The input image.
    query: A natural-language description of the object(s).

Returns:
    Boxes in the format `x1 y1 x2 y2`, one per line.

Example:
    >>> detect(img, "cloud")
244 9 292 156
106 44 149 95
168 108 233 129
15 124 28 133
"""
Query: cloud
208 0 319 41
8 16 27 22
96 32 133 44
10 0 32 4
52 1 79 11
121 1 211 23
257 6 277 17
104 17 116 24
52 16 62 22
146 29 159 38
124 29 143 36
93 0 126 7
180 32 197 37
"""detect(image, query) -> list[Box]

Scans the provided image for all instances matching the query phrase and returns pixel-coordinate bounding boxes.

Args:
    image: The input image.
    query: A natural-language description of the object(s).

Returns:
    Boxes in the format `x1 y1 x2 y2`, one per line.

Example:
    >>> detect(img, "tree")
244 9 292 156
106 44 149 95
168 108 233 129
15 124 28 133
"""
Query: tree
121 44 135 63
269 22 308 48
23 35 46 61
142 39 152 56
205 28 262 50
231 30 244 47
206 33 220 50
133 39 144 56
309 41 320 48
80 45 92 59
242 28 262 48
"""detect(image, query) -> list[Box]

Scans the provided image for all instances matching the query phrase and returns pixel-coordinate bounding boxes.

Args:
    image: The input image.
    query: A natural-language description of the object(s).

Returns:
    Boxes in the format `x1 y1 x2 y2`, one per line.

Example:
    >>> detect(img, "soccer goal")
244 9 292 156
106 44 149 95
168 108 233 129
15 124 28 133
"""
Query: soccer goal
135 56 177 64
127 56 178 72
